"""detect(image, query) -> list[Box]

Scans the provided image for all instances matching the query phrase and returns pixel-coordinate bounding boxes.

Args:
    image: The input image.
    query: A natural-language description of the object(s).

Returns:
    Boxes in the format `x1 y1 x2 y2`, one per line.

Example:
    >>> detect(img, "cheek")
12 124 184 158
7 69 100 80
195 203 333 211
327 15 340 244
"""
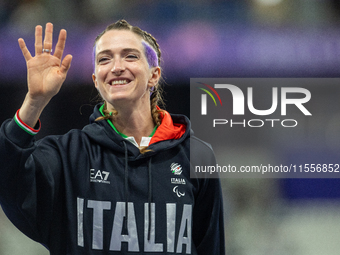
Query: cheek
95 66 109 82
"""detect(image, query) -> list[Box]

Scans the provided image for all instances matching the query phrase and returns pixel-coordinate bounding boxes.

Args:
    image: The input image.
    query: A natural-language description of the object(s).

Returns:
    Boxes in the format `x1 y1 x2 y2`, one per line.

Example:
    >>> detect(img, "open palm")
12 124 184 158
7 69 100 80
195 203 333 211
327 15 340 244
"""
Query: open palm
18 23 72 102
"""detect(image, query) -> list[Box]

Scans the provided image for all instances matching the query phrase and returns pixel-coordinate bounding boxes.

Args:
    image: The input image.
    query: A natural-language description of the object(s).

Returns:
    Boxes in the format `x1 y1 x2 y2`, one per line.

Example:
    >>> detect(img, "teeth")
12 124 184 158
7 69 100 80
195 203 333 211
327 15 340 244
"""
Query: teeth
111 80 128 85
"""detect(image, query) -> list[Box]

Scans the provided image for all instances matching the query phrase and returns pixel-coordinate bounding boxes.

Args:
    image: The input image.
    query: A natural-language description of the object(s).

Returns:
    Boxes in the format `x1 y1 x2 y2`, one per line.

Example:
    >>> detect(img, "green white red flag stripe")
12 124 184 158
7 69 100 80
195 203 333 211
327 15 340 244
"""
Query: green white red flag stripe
14 109 40 136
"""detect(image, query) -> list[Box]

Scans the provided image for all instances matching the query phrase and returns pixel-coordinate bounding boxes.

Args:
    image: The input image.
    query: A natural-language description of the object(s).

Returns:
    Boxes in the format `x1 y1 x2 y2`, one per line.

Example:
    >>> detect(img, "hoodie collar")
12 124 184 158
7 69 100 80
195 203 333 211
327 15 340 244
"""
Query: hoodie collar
86 104 189 157
97 103 186 147
149 110 187 145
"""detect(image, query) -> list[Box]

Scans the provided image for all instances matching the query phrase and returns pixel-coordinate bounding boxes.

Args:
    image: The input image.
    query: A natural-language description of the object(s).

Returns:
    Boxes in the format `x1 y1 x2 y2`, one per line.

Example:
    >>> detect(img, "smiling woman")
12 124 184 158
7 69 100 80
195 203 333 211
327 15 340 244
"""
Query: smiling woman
92 21 165 150
92 28 162 148
0 20 225 254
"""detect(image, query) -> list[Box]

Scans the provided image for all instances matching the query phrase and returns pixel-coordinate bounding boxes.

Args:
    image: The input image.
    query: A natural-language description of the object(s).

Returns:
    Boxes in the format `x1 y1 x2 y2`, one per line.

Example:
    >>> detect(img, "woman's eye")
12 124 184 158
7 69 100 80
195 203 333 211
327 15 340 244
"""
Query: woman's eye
126 54 138 60
98 57 110 63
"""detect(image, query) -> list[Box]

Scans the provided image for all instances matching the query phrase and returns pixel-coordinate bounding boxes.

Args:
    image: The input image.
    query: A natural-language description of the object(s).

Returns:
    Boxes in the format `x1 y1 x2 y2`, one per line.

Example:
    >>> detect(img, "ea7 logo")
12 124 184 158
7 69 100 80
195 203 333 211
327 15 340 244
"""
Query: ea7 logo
90 169 110 184
200 84 312 116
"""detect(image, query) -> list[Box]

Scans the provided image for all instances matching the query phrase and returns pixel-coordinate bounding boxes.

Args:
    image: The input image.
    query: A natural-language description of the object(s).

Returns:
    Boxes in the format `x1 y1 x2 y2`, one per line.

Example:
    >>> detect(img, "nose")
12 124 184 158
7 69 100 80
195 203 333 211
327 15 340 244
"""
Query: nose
111 58 125 75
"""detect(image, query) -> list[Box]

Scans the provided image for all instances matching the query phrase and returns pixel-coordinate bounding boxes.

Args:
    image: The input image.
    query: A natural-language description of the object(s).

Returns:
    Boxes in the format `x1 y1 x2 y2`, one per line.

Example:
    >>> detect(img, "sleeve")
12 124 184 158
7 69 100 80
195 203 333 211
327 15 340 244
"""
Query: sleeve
190 136 226 255
193 178 225 255
0 117 62 246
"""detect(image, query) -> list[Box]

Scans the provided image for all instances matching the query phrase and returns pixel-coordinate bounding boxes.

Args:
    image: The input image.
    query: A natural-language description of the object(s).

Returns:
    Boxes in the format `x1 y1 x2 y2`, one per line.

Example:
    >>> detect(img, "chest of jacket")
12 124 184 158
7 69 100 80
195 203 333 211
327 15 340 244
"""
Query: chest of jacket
61 142 197 254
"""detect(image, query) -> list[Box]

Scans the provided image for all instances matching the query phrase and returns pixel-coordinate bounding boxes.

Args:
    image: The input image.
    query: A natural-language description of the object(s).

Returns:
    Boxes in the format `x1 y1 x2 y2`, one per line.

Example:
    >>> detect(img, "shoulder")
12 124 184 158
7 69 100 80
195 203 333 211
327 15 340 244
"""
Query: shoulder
190 134 213 152
36 128 90 149
190 132 214 154
189 133 216 166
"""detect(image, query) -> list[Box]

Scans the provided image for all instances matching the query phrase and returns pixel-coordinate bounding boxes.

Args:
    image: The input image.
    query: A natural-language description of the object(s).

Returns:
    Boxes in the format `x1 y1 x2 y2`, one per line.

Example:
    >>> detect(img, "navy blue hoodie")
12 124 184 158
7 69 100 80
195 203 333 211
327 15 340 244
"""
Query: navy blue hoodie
0 104 225 254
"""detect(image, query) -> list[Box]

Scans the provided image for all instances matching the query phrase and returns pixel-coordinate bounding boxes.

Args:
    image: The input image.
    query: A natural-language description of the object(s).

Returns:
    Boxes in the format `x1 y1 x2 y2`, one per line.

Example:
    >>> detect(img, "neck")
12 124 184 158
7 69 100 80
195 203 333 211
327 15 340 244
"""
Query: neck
110 105 155 146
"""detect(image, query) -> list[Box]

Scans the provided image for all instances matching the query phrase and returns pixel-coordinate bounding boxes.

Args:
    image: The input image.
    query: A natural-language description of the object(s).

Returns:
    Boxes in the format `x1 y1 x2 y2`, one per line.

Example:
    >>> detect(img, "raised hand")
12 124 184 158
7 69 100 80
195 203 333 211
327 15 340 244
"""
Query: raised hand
18 23 73 127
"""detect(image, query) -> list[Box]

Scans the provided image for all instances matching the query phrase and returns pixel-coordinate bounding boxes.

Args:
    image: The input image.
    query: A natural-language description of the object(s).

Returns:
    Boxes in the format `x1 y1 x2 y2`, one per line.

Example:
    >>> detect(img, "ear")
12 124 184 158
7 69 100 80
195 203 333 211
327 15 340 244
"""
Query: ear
92 74 98 89
147 66 161 89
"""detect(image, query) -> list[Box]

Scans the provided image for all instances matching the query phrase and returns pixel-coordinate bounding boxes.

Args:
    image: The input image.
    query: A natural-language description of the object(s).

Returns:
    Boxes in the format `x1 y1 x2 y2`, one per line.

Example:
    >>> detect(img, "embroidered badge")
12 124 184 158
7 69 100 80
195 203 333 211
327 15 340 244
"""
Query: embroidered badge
170 163 182 175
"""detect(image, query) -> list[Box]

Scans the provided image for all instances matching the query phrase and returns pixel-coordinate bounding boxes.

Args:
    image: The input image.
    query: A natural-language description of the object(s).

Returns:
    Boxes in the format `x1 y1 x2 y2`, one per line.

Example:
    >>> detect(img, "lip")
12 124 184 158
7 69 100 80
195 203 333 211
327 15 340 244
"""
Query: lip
107 78 132 86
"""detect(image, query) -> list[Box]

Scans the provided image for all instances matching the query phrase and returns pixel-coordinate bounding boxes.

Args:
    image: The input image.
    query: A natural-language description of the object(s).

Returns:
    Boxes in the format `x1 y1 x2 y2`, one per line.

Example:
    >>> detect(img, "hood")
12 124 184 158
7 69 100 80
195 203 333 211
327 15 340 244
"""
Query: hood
83 104 190 159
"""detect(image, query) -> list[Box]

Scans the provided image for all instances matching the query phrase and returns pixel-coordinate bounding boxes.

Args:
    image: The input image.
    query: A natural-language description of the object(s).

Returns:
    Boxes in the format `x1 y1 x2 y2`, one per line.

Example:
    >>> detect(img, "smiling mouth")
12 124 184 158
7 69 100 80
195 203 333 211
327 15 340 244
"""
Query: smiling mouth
111 79 130 85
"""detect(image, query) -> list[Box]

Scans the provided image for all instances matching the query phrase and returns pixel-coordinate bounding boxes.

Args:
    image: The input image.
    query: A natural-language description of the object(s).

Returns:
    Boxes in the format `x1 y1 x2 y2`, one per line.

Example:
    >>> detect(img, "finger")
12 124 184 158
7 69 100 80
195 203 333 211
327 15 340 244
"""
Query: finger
53 29 67 59
43 22 53 53
35 25 43 56
60 54 73 75
18 38 32 62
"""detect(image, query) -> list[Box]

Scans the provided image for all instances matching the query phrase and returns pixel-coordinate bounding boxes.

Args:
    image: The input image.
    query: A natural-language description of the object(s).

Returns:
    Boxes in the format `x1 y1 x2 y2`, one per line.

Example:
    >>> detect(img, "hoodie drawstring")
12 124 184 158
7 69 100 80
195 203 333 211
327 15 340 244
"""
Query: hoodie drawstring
122 141 153 241
123 141 129 235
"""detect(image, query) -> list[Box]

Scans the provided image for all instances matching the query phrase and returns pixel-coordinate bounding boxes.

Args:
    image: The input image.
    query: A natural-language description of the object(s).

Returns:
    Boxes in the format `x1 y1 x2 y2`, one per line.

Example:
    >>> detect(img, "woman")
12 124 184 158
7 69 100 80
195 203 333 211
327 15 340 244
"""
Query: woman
0 20 225 254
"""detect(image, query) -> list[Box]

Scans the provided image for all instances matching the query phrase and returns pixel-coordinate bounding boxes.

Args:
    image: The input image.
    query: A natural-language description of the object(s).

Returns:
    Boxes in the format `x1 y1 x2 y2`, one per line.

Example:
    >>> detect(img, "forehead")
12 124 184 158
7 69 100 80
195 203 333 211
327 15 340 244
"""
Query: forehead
95 30 143 53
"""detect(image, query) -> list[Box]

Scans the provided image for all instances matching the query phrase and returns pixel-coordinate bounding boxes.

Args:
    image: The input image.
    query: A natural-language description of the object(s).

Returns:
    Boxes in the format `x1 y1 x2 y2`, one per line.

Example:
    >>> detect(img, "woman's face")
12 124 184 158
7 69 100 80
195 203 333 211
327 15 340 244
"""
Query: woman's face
92 30 160 111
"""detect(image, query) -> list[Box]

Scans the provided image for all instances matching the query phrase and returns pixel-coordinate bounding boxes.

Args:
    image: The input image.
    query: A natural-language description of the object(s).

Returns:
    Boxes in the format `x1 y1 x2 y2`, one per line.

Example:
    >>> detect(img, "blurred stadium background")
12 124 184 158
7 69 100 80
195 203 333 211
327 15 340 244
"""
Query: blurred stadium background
1 0 340 254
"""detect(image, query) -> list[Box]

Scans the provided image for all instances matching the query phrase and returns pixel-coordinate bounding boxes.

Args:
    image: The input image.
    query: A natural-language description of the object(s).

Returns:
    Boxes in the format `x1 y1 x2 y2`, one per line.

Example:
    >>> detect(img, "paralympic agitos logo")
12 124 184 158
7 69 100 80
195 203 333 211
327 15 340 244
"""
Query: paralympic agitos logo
197 82 312 128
